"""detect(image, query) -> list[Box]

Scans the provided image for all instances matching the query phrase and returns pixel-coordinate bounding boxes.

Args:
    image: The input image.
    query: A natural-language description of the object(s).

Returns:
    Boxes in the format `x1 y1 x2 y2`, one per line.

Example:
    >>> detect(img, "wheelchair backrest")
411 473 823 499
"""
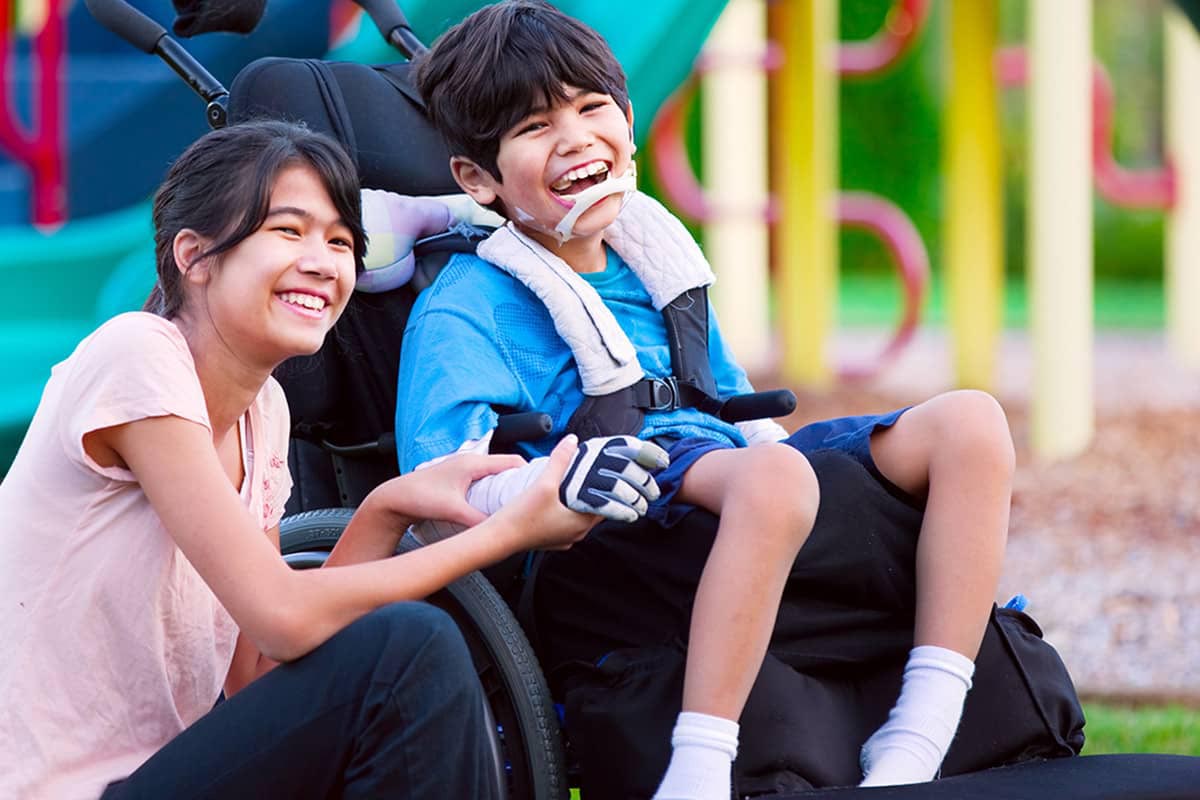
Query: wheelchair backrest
228 57 457 196
227 56 468 508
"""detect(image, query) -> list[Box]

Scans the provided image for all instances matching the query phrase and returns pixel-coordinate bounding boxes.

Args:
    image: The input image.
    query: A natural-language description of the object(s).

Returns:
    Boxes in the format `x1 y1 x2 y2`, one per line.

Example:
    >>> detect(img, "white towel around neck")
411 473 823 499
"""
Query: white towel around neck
476 191 714 396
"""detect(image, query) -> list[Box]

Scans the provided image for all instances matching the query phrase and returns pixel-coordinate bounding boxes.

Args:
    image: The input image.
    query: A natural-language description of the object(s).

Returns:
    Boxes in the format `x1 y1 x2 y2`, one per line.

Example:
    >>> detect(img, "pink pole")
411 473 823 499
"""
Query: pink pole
836 191 930 381
0 0 67 226
838 0 932 76
996 45 1175 211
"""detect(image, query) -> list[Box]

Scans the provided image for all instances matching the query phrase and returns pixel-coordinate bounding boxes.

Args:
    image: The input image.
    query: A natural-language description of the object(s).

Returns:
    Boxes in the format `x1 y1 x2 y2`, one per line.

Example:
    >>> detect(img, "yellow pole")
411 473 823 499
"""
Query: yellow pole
703 0 771 372
1029 0 1094 460
770 0 837 386
944 0 1002 390
1166 6 1200 368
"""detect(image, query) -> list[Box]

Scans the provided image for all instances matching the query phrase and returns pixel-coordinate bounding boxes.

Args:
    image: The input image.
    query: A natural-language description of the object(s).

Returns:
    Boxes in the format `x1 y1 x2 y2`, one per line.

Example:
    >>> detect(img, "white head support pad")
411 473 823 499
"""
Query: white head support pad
549 162 638 243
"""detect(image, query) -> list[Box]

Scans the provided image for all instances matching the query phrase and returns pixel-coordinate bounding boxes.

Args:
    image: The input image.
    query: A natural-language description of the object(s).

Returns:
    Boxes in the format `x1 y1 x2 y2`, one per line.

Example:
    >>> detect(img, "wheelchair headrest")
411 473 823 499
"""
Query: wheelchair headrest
228 57 459 196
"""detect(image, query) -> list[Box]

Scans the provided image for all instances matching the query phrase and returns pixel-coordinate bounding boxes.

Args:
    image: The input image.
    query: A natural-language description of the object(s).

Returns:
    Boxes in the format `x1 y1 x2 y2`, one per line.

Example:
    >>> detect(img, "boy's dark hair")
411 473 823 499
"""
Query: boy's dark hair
415 0 630 181
146 119 366 318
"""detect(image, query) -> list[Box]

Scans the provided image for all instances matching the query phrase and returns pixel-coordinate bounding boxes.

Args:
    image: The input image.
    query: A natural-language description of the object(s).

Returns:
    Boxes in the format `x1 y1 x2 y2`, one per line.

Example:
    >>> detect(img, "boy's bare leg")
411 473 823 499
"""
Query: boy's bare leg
652 444 819 800
861 389 1015 786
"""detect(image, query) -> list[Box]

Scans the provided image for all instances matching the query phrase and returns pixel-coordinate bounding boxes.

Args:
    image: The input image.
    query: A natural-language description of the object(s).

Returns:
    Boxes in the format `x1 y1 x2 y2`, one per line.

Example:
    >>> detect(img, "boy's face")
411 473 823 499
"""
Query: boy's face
452 85 634 259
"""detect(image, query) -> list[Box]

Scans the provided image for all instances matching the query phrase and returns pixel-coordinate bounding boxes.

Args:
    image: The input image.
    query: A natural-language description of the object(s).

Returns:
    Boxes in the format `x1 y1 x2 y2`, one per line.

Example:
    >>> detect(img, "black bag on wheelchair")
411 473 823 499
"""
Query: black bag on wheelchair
561 606 1084 798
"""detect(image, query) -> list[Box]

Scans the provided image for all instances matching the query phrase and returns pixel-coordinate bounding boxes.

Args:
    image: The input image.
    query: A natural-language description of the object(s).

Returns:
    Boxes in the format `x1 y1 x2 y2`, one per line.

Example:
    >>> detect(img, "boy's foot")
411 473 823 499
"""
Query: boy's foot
652 711 738 800
859 645 974 787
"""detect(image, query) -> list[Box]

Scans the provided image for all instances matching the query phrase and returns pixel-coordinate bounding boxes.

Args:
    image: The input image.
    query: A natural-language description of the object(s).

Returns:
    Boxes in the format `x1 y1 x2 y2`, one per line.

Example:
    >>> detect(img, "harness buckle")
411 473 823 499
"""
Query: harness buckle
647 376 680 411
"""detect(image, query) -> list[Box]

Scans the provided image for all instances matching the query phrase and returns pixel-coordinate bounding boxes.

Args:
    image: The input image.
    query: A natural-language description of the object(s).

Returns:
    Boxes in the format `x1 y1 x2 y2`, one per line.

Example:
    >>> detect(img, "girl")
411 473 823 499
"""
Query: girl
0 120 596 800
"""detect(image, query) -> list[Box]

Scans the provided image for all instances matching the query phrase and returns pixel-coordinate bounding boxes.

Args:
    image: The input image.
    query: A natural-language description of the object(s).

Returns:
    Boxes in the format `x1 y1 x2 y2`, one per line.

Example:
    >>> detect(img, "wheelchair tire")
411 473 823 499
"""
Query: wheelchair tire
279 508 567 800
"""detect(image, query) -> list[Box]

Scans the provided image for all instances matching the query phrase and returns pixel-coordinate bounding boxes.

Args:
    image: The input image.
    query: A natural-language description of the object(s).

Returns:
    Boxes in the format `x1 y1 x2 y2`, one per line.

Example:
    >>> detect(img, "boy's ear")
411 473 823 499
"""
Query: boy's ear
450 156 499 207
173 228 212 285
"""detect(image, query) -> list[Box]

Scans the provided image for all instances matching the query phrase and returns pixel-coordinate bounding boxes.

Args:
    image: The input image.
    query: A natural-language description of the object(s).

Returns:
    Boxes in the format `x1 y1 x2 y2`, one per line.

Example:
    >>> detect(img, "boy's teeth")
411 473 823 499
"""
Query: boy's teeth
551 162 609 192
280 291 326 311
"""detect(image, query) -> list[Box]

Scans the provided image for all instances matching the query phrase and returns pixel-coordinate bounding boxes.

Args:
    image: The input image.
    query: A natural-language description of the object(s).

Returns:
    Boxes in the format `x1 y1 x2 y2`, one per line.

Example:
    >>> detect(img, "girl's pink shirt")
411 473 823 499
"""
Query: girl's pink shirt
0 312 292 799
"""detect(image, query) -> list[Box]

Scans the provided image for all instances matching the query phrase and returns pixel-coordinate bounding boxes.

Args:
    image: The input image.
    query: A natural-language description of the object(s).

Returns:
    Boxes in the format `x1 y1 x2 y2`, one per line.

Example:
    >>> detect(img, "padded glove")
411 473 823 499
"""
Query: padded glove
559 436 670 523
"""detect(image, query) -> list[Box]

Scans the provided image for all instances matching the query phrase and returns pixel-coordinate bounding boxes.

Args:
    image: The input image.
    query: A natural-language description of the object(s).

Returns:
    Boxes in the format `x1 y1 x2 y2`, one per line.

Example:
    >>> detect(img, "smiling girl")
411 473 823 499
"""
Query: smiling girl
0 120 596 800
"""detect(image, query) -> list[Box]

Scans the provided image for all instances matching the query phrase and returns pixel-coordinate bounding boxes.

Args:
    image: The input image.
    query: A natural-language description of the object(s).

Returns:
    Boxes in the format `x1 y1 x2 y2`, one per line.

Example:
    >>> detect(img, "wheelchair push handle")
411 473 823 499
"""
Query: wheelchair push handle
352 0 427 59
717 389 797 423
84 0 230 128
84 0 164 53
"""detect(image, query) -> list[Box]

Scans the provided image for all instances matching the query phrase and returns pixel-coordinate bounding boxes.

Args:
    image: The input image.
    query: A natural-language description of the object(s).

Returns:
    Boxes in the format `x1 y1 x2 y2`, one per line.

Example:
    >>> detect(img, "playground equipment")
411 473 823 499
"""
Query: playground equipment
655 0 1200 461
0 0 64 227
652 0 931 383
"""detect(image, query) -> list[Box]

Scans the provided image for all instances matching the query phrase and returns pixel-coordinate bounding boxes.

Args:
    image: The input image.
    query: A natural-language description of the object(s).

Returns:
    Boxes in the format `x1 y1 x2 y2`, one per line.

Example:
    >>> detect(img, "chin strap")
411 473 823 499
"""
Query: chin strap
549 162 638 243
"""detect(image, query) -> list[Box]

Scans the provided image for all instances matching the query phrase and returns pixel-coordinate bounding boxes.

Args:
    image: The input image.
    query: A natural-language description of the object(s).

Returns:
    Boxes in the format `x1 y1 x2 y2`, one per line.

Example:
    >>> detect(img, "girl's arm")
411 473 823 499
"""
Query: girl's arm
102 415 592 663
225 631 278 697
223 523 283 697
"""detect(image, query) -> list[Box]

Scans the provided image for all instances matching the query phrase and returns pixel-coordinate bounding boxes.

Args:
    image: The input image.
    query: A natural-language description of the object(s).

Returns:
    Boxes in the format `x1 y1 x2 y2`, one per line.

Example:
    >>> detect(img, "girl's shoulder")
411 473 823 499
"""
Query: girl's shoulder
64 312 186 367
58 312 203 414
86 311 186 347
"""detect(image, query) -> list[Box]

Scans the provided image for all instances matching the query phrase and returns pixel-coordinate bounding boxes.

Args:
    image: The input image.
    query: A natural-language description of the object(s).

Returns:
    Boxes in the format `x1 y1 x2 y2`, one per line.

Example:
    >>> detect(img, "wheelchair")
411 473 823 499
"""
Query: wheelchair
84 2 1200 798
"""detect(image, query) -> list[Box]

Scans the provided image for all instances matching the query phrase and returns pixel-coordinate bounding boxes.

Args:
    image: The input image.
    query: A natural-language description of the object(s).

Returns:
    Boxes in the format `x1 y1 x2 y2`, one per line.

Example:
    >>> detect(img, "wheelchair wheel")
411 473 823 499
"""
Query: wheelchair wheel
279 508 567 800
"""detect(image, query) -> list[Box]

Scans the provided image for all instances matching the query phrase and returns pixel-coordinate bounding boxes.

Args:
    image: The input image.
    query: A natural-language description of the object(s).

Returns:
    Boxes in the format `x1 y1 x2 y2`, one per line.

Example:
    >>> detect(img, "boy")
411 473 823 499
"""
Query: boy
395 2 1015 796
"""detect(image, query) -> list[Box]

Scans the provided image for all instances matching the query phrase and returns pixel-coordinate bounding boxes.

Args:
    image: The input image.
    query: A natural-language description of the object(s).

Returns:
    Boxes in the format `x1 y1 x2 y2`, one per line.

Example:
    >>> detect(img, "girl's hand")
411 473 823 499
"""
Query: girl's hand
492 436 601 551
370 452 526 528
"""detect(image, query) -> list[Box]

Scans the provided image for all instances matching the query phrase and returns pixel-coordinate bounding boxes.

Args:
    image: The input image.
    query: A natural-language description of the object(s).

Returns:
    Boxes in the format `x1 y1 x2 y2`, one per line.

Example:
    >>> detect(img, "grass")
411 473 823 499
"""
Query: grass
838 272 1165 329
1081 702 1200 756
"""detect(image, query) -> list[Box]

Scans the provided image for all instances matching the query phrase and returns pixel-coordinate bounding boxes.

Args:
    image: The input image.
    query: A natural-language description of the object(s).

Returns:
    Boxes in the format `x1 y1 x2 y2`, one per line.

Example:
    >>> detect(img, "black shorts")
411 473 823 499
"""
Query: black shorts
533 448 927 688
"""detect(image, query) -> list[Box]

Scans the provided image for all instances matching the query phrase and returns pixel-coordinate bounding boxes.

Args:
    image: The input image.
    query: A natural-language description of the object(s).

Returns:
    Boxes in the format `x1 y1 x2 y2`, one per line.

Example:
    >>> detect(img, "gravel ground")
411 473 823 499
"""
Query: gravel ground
755 328 1200 705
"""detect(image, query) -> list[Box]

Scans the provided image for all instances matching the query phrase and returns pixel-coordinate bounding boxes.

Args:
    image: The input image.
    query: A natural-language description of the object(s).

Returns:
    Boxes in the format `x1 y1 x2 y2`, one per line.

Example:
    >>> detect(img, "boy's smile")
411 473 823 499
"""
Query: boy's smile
451 85 635 273
548 159 611 205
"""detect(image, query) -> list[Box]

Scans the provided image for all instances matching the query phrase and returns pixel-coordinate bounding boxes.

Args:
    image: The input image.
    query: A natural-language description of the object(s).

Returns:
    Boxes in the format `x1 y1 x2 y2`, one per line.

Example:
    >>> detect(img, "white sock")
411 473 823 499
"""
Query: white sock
652 711 739 800
859 645 975 787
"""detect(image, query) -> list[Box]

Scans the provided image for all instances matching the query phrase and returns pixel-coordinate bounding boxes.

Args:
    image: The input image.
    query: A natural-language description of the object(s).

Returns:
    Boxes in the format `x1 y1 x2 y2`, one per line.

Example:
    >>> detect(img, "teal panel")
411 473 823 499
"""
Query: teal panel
336 1 729 143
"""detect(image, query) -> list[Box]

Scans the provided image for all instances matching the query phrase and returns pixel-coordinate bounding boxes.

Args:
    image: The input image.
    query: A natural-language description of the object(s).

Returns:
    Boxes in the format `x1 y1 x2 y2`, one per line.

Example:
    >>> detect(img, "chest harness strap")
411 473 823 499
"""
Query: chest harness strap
564 287 725 440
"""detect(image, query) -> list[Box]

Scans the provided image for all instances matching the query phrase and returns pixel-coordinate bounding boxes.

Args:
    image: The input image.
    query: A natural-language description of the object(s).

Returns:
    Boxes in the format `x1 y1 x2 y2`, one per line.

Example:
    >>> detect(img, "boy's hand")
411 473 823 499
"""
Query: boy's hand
559 435 669 523
372 452 526 528
493 436 600 551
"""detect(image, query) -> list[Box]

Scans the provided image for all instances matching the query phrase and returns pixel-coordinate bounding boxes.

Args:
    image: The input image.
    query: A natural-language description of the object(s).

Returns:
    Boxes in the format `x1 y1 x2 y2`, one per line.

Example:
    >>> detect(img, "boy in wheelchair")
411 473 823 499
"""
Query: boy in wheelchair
381 1 1015 796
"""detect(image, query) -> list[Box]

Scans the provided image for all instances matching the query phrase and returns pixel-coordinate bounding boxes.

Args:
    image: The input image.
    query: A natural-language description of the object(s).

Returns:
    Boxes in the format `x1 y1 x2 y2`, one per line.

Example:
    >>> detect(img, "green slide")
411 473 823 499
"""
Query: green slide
0 1 727 473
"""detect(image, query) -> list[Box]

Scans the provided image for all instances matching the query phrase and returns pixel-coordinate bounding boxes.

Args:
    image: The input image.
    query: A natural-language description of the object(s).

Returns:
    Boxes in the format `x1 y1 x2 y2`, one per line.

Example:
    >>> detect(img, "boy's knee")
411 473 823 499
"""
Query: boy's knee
937 390 1015 473
735 444 819 528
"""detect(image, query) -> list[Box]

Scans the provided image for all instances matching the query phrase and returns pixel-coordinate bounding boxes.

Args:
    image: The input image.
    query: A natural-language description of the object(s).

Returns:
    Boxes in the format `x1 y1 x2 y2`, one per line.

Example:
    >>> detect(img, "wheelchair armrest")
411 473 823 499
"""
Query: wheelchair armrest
311 411 552 459
717 389 797 423
492 412 553 446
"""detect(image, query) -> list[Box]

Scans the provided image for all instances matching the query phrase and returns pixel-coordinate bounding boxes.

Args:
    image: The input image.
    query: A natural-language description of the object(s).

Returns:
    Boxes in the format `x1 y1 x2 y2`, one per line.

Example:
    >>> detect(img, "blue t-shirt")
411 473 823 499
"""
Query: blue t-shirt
396 247 754 472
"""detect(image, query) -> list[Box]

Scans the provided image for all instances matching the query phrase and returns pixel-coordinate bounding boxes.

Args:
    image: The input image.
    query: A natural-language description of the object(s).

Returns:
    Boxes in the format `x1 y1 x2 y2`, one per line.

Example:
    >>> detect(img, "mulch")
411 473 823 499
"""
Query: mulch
753 329 1200 705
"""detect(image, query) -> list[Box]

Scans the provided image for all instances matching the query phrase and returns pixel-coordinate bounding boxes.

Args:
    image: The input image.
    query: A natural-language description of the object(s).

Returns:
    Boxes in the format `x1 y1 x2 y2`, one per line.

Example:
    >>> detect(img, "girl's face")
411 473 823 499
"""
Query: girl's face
186 164 357 369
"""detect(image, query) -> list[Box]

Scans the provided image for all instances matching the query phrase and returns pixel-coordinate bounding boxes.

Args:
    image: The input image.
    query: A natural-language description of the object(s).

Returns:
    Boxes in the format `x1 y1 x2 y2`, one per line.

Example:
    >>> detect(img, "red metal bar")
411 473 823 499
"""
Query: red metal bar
1090 61 1176 209
838 0 932 77
647 76 715 223
996 44 1175 211
835 191 930 382
0 0 67 226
